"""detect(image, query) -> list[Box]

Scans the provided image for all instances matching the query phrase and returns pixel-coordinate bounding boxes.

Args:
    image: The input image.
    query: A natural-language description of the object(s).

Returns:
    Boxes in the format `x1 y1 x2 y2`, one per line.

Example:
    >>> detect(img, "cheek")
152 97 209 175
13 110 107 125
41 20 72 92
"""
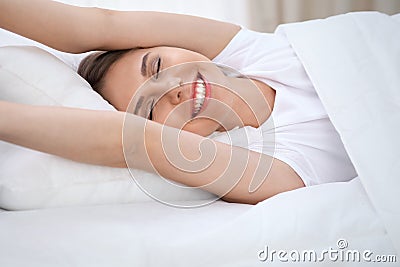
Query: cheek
153 99 220 136
152 97 189 126
152 99 179 126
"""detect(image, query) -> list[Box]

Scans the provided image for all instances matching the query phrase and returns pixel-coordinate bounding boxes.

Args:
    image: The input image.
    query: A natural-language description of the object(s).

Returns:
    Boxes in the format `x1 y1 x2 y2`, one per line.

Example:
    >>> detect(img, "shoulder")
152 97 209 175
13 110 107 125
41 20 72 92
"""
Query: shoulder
212 28 294 71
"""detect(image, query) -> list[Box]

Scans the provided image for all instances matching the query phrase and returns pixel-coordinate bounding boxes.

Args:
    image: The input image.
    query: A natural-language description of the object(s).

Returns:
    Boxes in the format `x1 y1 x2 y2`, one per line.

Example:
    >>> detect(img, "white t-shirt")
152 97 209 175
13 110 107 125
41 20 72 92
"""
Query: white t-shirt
211 28 357 186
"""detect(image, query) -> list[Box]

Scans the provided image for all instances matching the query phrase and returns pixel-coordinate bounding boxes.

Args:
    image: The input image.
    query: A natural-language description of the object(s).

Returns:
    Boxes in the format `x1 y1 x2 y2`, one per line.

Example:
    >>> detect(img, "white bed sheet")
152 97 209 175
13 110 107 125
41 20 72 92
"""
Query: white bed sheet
0 200 251 266
0 178 397 267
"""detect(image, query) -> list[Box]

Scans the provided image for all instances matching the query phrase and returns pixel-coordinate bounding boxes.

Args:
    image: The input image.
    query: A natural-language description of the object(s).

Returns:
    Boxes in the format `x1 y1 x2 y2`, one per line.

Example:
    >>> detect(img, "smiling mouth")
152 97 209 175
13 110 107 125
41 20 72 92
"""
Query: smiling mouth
192 73 211 118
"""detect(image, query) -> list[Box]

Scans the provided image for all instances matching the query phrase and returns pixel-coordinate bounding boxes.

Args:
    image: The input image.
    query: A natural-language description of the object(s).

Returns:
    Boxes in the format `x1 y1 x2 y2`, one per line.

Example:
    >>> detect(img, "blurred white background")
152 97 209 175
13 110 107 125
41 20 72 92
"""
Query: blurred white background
58 0 400 32
249 0 400 32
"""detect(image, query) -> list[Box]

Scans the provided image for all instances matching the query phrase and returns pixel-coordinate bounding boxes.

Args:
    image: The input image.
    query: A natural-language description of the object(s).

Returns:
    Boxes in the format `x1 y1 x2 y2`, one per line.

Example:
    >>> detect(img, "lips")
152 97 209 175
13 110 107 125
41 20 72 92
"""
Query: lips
191 73 211 118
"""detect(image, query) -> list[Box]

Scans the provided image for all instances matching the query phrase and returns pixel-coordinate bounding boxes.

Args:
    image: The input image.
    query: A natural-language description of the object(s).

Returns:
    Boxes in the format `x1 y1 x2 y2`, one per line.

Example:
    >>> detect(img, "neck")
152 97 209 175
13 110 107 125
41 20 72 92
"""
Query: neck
217 76 275 131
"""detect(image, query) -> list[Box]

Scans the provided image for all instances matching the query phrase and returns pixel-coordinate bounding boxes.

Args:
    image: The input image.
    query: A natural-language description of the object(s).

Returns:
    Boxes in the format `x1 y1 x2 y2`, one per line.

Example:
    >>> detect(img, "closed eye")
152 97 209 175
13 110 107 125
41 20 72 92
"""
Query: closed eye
148 99 155 120
153 56 161 79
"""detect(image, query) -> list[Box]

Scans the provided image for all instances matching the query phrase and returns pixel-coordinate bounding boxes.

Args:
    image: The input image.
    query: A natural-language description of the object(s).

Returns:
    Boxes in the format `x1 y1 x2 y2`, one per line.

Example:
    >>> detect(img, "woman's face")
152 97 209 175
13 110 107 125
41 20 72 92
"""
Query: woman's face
101 46 239 136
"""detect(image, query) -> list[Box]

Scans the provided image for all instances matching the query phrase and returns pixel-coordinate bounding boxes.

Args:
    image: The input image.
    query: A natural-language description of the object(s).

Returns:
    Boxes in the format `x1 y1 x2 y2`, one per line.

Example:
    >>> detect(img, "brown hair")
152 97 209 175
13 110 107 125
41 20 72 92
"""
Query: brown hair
77 49 134 93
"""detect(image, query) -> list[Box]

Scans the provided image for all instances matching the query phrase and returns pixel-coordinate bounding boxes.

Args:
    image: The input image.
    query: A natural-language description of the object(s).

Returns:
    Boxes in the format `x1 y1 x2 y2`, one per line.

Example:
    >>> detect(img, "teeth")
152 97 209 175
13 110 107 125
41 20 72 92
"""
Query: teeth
196 93 204 99
193 78 207 116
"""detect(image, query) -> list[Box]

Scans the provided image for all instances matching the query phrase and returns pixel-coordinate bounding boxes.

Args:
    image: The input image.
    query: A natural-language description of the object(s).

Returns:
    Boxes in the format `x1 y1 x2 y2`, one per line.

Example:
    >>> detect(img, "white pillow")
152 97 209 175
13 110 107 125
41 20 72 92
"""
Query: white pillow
0 46 215 210
0 28 89 71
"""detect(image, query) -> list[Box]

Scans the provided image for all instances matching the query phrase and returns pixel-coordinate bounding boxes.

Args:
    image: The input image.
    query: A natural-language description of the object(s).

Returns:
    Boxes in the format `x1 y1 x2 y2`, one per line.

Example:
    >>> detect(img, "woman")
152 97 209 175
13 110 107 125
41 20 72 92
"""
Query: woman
0 0 357 204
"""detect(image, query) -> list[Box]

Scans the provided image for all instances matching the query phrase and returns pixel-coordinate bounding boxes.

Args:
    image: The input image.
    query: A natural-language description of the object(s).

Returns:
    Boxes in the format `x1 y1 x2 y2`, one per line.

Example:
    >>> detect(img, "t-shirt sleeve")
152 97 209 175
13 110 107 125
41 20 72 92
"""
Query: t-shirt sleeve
212 28 262 71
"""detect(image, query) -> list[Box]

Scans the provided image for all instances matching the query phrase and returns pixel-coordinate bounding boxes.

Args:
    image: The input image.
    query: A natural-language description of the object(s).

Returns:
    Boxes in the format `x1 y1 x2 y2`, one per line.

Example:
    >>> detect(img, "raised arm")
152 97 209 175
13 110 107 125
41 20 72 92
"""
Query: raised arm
0 0 240 59
0 101 304 204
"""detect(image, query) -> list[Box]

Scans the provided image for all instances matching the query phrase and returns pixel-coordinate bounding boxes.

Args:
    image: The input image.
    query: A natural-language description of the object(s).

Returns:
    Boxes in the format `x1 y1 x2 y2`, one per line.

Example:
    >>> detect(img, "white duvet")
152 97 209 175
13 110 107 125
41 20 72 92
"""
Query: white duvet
0 11 399 267
282 11 400 256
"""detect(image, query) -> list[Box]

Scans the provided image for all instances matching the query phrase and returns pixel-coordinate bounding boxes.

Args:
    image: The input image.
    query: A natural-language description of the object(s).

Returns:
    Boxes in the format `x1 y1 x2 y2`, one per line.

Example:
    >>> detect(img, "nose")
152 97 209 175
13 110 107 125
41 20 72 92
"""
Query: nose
166 85 191 106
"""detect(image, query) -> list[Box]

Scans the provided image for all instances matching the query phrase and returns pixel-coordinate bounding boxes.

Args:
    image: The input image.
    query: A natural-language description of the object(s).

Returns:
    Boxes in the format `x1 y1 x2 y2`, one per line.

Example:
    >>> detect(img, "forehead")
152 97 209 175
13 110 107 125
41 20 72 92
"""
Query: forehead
99 48 149 111
104 49 147 91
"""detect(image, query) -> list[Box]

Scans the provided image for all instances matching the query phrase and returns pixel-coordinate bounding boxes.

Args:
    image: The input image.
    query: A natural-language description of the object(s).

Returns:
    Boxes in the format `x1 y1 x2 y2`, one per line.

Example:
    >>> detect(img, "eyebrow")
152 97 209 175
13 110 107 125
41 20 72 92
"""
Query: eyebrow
141 52 151 77
134 96 144 115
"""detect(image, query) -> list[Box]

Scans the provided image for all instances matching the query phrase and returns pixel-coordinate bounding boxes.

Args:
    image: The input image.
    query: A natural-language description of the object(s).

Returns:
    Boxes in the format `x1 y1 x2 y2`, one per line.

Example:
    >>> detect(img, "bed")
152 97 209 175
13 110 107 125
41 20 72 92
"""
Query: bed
0 2 399 266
